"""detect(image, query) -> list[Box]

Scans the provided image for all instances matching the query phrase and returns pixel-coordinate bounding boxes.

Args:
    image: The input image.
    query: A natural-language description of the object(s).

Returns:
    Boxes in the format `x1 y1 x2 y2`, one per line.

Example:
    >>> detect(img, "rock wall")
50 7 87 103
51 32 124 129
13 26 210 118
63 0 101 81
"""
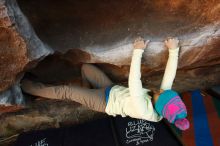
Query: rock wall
0 99 103 145
0 0 220 144
0 0 220 104
18 0 220 90
0 0 220 105
0 0 52 104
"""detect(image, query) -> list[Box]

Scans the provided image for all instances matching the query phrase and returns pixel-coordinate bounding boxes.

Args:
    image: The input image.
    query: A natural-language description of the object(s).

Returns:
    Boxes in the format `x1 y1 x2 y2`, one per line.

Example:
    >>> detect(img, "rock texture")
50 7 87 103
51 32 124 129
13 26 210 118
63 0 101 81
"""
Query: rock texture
17 0 220 90
0 0 220 144
0 99 103 145
0 0 219 104
0 0 52 105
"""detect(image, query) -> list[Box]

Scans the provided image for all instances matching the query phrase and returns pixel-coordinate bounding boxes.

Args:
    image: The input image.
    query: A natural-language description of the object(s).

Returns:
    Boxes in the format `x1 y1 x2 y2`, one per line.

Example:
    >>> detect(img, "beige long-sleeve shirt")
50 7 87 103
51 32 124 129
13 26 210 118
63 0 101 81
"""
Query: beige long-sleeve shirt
105 47 179 122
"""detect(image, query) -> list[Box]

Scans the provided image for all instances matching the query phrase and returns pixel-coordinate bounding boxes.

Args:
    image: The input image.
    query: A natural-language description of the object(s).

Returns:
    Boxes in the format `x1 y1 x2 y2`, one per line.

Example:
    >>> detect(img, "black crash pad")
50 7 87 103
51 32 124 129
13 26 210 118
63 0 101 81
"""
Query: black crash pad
14 117 181 146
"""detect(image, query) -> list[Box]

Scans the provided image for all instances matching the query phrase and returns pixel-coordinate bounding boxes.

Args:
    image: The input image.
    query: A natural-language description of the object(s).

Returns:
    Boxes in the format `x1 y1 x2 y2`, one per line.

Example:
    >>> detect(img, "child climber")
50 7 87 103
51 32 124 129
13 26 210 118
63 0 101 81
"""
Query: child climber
21 37 189 130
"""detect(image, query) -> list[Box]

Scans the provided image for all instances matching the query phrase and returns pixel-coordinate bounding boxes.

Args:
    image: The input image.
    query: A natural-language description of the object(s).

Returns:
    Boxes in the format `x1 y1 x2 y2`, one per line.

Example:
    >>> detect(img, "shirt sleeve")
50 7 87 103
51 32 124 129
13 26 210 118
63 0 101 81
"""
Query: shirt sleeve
128 49 144 98
160 47 179 90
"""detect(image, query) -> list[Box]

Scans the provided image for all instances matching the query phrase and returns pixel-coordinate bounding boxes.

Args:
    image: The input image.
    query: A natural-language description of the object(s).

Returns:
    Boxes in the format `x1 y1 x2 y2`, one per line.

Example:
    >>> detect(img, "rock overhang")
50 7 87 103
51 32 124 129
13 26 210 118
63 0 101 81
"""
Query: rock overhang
0 0 219 105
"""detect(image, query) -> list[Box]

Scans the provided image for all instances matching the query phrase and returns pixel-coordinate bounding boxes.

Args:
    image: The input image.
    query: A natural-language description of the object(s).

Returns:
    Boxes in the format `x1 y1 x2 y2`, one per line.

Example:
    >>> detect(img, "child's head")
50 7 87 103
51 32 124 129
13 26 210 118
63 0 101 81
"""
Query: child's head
154 89 189 130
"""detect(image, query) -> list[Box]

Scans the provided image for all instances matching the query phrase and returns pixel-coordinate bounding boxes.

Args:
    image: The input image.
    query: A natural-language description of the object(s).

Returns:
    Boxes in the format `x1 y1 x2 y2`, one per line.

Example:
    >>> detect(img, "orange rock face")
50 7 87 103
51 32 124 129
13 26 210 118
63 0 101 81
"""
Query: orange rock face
0 3 28 91
0 0 52 104
0 28 29 90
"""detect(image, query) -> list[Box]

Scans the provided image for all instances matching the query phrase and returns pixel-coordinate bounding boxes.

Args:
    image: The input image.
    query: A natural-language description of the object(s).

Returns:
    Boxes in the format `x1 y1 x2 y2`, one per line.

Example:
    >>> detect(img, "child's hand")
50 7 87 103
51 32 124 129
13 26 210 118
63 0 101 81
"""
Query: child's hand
165 37 179 49
133 37 150 50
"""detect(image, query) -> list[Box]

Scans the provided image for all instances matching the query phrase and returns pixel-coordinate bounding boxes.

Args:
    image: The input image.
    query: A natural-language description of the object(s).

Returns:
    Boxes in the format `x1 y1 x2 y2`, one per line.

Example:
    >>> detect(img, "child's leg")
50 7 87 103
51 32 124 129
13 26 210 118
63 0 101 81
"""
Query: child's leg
21 80 106 112
81 64 113 88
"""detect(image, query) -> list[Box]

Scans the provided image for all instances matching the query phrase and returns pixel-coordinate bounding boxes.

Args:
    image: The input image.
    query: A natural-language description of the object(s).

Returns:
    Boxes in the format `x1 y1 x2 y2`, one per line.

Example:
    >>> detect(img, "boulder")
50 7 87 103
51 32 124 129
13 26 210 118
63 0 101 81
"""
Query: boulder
0 0 219 104
0 0 52 104
17 0 220 91
0 0 220 144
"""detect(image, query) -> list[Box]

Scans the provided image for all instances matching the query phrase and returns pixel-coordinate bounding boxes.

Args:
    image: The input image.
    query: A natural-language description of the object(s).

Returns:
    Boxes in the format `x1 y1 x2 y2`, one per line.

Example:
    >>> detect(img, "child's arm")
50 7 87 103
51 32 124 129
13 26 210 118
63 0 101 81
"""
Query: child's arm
127 38 162 121
129 38 149 98
160 38 180 90
156 38 190 130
